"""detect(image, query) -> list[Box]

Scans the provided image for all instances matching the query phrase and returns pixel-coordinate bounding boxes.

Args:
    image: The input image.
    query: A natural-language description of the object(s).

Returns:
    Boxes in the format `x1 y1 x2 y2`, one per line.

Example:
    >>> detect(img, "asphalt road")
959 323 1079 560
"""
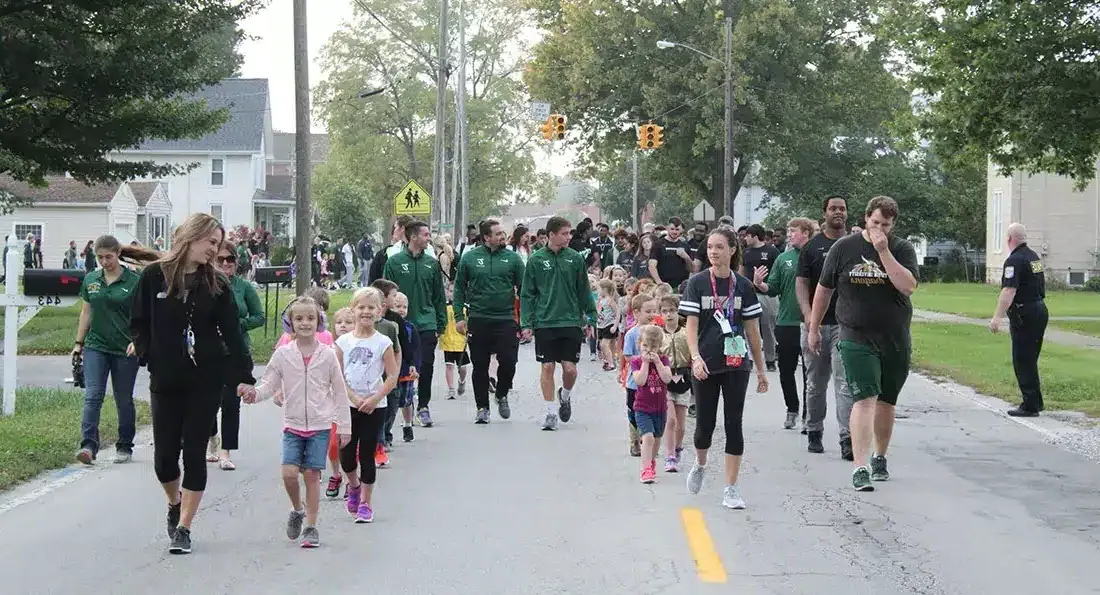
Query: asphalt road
2 347 1100 594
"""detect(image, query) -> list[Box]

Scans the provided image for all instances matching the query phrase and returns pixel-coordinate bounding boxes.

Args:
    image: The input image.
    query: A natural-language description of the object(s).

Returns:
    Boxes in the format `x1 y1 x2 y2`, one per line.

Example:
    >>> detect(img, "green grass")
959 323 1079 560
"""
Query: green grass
911 323 1100 417
913 282 1100 318
0 388 152 491
247 289 354 362
1048 320 1100 338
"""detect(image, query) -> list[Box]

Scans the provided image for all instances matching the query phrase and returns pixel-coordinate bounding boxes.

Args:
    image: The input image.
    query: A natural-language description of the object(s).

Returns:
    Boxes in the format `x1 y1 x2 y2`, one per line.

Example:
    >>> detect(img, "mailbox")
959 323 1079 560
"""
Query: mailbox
23 269 86 297
255 266 291 285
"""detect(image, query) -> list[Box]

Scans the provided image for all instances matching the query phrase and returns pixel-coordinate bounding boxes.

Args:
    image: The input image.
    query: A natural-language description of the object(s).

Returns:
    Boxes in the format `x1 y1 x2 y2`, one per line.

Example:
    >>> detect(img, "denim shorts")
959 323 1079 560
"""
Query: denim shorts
634 410 667 438
397 381 416 408
282 429 331 470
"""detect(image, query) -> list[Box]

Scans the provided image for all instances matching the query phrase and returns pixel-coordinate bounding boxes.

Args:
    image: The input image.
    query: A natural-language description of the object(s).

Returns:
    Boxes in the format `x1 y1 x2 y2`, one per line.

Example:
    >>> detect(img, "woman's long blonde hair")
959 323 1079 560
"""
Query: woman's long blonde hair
125 213 226 298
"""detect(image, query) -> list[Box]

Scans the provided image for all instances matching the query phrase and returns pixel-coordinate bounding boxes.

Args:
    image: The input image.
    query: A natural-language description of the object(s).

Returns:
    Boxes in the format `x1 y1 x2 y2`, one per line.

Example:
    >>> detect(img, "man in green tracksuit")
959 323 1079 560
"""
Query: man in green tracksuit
520 216 597 431
383 220 447 427
751 218 816 444
453 219 525 423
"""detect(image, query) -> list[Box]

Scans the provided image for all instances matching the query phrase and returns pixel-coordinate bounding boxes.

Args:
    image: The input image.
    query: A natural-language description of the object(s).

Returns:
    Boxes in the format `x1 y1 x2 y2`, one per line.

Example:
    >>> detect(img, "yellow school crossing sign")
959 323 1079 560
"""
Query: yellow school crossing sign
393 180 432 216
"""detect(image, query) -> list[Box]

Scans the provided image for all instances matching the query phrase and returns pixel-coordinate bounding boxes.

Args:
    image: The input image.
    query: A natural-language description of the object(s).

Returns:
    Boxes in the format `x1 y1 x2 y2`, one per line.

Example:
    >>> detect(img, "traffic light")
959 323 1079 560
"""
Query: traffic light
651 124 664 149
551 114 567 140
636 123 665 150
539 117 553 140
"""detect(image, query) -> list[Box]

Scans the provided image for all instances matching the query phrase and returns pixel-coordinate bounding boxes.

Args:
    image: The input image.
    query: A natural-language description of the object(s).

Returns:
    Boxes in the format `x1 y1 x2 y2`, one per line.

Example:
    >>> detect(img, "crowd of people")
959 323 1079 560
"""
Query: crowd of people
62 191 927 555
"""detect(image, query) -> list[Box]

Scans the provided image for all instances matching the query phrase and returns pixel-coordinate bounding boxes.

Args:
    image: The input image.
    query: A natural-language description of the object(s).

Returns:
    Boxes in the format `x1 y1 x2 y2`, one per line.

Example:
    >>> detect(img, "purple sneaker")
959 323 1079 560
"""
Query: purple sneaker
355 503 374 524
417 408 433 427
346 486 361 516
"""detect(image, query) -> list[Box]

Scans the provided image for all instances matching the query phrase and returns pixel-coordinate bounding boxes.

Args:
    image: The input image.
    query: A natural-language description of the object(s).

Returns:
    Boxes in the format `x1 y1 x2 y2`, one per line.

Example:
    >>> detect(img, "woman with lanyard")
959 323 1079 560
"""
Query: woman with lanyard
678 227 769 510
206 238 266 471
128 213 255 555
73 235 142 465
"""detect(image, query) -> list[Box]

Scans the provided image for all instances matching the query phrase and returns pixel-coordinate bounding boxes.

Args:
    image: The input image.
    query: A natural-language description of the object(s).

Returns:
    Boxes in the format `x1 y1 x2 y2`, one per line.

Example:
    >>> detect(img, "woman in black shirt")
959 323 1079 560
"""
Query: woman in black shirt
129 213 255 555
679 228 768 510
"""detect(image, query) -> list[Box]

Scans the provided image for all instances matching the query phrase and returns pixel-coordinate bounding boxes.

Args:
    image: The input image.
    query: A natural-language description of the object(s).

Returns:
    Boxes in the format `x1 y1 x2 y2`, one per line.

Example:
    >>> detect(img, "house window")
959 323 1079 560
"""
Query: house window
992 190 1004 253
210 204 224 221
13 223 43 243
149 216 167 246
1069 271 1087 287
210 157 225 187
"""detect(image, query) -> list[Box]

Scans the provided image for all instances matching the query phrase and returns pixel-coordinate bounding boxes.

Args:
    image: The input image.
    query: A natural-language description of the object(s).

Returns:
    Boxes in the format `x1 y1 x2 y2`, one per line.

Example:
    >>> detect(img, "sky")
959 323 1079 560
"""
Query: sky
237 0 576 175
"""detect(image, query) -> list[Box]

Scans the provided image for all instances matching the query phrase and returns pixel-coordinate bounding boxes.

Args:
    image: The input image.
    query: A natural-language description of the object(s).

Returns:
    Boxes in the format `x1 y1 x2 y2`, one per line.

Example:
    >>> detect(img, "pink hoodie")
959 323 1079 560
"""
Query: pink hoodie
255 341 352 435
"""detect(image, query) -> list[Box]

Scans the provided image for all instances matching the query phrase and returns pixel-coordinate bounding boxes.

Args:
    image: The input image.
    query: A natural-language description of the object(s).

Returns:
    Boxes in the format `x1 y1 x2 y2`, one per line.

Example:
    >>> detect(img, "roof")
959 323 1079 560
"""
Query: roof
134 78 269 153
0 175 118 204
252 188 293 203
128 182 159 206
272 132 330 163
265 174 293 200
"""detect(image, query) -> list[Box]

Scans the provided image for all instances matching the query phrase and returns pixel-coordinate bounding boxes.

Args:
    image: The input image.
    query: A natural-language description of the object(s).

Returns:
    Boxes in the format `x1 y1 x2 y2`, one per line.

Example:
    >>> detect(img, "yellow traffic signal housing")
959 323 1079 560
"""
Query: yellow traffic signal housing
652 125 664 148
539 118 553 140
638 124 656 149
552 114 567 140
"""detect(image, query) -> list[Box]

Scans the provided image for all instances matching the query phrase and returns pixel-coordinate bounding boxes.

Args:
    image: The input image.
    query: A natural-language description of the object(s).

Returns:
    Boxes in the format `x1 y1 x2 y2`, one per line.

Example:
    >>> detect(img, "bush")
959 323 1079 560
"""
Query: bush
270 245 293 265
1085 276 1100 293
1047 276 1071 291
918 263 983 283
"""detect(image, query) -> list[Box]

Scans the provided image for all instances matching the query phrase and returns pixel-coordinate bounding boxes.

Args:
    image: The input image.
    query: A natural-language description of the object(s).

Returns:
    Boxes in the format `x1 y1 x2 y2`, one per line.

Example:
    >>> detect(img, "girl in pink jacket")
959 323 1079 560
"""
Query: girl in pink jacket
240 296 351 549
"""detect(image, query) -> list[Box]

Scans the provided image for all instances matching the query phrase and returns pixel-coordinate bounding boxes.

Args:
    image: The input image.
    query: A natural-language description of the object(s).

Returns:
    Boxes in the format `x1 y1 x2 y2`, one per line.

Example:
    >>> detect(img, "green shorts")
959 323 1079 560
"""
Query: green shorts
837 339 910 405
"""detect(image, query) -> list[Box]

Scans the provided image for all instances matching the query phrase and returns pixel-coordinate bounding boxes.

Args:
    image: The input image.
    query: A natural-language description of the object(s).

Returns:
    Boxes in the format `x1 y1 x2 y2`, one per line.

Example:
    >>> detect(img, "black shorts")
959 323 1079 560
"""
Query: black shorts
444 350 470 366
597 326 619 341
534 327 583 364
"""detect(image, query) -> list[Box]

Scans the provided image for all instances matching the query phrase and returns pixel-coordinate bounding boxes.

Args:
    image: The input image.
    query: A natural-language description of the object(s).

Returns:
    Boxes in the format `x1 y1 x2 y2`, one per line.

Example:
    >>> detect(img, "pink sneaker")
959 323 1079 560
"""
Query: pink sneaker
664 455 679 473
346 486 361 516
640 462 657 484
355 503 374 524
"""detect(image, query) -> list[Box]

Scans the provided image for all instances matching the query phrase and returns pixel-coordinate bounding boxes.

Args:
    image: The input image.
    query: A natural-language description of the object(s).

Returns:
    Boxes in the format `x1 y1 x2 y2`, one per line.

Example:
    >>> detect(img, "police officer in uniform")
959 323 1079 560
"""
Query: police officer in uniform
989 223 1047 417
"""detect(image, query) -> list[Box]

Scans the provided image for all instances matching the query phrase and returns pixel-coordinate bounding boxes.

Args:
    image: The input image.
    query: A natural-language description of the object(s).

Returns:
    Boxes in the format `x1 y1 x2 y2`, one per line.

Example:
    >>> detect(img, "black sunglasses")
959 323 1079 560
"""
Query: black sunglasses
216 255 237 264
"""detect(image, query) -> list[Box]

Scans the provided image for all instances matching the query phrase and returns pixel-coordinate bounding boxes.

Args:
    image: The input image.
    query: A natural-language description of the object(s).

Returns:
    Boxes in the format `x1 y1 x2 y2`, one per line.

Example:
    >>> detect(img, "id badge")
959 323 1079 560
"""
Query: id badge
723 336 747 368
714 310 732 335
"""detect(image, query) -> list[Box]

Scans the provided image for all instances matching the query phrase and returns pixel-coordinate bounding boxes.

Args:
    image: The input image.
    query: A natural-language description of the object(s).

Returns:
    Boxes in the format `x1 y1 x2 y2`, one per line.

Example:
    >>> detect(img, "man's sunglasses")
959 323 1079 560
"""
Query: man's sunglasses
216 255 237 264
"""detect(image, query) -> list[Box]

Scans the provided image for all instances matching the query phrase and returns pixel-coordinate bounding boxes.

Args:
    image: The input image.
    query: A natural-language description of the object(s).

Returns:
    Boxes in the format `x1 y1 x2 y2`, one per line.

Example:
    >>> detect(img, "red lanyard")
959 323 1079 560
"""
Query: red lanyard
709 270 735 316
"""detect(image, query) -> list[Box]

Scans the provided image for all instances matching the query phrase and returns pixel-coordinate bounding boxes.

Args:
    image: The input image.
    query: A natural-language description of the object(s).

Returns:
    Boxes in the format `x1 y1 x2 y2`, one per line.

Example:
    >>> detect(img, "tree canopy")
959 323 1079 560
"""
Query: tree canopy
0 0 262 208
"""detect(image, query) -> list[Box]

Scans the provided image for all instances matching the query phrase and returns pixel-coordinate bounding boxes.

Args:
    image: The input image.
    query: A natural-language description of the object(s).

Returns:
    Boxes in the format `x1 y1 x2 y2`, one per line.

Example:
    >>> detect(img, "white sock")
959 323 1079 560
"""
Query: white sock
546 401 557 415
560 387 572 401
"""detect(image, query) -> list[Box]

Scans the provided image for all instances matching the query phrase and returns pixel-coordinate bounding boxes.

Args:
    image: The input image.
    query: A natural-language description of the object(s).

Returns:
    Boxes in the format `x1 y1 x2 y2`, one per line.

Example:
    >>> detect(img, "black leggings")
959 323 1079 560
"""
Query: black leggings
340 407 385 485
151 387 221 492
417 331 438 410
775 325 802 414
692 370 750 456
209 383 242 450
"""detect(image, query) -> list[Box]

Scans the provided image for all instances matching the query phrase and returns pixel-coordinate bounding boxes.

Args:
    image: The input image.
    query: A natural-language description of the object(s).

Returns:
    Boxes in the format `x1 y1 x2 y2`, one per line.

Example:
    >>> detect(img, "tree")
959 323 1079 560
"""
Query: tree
313 0 545 226
313 162 379 245
880 0 1100 187
524 0 910 216
0 0 263 212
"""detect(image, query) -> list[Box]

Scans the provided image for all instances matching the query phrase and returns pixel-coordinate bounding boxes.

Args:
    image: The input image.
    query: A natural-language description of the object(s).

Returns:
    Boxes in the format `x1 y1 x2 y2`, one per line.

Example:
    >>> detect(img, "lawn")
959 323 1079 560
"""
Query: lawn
0 388 152 491
911 323 1100 417
913 282 1100 319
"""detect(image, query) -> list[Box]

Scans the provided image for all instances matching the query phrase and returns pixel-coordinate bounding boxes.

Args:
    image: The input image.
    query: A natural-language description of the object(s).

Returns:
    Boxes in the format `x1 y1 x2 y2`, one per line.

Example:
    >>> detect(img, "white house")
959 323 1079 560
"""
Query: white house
0 176 166 268
111 78 281 235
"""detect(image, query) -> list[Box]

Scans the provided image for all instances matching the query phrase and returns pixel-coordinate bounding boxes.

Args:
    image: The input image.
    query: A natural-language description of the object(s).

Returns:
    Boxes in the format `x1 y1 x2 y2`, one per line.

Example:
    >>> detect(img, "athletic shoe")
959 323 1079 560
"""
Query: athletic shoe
687 404 696 418
686 463 706 495
870 454 890 482
384 441 393 452
541 413 558 431
355 503 374 524
783 412 797 430
766 361 777 372
458 381 467 396
447 388 457 400
286 509 305 540
374 444 389 467
113 450 132 464
325 475 342 499
166 498 182 539
852 466 874 491
839 437 854 461
168 527 192 554
300 526 320 549
640 462 657 484
557 387 572 423
629 439 641 457
475 408 490 424
664 455 679 473
403 425 414 442
347 486 361 515
674 446 684 462
807 431 824 454
417 408 433 427
497 396 511 420
76 448 94 465
722 485 746 510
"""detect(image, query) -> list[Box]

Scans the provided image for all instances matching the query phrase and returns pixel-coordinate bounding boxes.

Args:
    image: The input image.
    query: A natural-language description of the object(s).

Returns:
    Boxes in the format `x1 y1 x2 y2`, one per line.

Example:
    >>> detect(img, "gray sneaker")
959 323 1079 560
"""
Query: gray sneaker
113 450 132 464
852 466 874 491
497 396 511 419
286 509 305 540
458 381 466 396
870 455 890 481
686 463 706 495
721 485 746 510
300 526 320 549
557 387 572 423
541 413 558 431
475 408 490 424
168 527 192 554
783 412 797 429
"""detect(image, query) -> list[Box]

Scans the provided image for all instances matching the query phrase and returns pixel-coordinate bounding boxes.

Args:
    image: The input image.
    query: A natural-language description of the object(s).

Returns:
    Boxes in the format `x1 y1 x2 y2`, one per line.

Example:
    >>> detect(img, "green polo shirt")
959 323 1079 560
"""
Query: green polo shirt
79 266 140 356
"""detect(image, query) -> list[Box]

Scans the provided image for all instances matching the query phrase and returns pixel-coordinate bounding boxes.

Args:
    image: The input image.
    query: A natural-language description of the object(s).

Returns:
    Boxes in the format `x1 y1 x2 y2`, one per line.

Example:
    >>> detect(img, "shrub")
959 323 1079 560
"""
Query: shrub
1085 276 1100 293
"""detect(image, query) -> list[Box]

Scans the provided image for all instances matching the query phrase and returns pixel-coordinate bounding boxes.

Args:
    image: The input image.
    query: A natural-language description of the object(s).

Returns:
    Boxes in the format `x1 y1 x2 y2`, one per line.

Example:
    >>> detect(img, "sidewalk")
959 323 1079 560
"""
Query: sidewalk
913 309 1100 350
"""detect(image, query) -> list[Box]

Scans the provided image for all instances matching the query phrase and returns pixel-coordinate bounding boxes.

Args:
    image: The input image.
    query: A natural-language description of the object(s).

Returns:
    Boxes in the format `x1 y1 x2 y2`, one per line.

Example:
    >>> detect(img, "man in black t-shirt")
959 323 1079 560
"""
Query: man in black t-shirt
808 196 919 493
740 225 780 370
591 222 614 270
647 216 695 290
796 195 854 458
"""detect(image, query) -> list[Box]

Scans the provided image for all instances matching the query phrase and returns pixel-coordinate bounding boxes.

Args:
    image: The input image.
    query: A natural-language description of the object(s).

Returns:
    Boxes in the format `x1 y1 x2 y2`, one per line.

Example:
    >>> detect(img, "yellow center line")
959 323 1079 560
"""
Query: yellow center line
680 507 728 583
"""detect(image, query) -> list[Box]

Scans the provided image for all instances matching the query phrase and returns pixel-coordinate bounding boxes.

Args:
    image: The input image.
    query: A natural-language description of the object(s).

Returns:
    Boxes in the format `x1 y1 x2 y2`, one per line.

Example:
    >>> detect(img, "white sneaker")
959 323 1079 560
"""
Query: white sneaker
722 485 746 509
686 463 706 495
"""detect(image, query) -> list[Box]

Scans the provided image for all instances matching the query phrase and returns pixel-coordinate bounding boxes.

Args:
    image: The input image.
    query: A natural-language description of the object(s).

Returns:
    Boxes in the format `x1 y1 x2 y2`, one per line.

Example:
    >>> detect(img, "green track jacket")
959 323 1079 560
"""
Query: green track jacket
383 247 447 332
763 247 803 327
520 246 597 330
452 244 525 322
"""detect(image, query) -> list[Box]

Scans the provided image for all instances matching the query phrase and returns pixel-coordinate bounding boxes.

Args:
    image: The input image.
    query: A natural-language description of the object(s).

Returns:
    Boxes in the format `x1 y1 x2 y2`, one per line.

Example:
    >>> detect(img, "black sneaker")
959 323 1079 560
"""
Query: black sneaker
839 437 854 461
169 526 192 554
557 387 572 423
166 498 182 539
1007 407 1039 417
870 454 890 481
402 425 414 442
766 361 777 372
807 431 824 454
687 404 696 418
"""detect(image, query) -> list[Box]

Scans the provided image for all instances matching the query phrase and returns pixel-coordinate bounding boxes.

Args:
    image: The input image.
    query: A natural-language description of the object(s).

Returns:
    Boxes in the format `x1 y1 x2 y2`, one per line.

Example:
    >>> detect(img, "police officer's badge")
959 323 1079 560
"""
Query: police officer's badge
1004 266 1015 279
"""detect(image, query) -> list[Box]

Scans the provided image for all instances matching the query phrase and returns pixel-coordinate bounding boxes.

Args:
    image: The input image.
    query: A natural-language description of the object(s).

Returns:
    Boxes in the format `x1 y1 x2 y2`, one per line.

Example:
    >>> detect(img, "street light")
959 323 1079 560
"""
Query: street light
657 16 735 219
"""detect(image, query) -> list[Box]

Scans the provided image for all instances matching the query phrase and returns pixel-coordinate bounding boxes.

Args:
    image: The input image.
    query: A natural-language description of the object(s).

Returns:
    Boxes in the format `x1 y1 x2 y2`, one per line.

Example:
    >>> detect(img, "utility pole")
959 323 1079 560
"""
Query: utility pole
449 100 459 231
431 0 450 231
292 0 312 296
457 0 470 235
632 151 639 232
723 16 735 218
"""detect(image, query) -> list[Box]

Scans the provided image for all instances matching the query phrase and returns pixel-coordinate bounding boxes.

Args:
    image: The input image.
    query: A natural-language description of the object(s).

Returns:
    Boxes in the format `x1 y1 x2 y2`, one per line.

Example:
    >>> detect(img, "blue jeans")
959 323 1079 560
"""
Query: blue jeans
80 348 140 455
282 429 331 470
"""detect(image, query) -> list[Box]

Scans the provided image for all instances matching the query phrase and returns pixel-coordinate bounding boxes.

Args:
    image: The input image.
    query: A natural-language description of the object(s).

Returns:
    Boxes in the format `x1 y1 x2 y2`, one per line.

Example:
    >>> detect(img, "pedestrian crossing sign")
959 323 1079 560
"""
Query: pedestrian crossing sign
393 180 432 216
